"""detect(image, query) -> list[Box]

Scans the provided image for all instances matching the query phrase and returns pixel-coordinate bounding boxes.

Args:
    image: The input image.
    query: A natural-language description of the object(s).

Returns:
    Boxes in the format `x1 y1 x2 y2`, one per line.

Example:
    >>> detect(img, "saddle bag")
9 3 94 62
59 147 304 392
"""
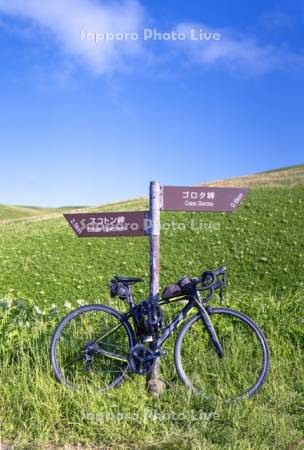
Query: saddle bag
108 281 129 300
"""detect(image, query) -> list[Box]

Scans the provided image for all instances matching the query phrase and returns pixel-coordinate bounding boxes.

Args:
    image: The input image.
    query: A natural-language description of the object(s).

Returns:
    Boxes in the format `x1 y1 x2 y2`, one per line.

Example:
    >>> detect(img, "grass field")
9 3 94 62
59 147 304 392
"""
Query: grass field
0 165 303 449
0 205 88 223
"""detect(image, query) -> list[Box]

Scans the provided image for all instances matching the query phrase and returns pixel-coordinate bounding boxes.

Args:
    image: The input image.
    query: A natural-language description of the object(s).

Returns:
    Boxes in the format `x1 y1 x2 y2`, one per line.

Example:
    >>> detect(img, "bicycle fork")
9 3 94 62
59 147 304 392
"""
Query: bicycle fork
197 304 224 358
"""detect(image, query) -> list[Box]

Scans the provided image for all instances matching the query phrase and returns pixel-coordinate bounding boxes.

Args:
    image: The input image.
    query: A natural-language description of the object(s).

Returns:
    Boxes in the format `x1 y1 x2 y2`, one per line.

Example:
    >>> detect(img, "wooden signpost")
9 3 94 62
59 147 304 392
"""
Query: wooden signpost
64 181 248 395
147 182 164 394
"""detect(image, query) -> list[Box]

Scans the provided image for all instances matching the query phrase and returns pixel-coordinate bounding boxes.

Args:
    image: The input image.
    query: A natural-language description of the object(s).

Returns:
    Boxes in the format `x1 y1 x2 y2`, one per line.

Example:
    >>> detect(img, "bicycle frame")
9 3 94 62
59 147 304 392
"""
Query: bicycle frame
95 287 224 364
155 291 224 357
153 296 197 350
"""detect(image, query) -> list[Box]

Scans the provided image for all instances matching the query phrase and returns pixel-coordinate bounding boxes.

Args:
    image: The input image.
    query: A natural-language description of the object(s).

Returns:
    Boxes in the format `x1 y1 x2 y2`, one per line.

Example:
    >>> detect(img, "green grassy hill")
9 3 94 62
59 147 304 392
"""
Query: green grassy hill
0 205 44 220
0 165 303 449
0 204 88 223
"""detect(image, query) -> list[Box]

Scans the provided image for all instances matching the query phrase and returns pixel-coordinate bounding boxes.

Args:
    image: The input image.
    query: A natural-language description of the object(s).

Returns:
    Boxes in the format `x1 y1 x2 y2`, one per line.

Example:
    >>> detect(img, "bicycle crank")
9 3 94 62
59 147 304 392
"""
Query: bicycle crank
128 344 157 375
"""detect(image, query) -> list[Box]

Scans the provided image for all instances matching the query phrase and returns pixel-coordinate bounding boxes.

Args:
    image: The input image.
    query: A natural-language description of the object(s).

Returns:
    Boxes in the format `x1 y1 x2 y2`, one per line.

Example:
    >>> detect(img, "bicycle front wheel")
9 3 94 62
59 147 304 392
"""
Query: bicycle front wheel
174 307 270 401
50 304 135 391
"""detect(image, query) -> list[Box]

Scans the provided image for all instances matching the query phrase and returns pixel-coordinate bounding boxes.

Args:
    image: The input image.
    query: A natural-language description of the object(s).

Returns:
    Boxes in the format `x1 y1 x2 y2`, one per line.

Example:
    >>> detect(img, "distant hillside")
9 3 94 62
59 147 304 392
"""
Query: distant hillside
0 164 303 223
0 205 88 223
203 164 304 188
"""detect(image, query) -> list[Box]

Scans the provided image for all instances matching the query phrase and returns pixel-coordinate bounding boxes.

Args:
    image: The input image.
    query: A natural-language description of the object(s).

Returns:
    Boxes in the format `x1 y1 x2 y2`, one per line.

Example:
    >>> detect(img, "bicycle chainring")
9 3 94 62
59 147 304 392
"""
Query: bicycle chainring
128 344 156 375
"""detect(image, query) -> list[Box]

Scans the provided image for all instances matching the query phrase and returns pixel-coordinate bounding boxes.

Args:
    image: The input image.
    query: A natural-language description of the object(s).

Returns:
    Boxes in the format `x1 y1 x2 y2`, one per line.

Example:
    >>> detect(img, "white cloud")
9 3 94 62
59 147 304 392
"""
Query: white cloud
0 0 145 74
175 23 295 75
0 2 301 77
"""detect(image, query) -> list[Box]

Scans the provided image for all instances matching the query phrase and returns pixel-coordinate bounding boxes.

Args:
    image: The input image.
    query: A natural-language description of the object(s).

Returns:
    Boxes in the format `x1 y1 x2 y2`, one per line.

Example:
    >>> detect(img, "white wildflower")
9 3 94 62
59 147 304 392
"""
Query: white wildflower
34 306 44 315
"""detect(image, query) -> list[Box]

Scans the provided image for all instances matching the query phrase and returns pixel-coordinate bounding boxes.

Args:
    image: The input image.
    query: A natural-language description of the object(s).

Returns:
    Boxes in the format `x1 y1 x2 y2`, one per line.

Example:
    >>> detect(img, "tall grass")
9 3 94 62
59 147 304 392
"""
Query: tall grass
0 291 303 449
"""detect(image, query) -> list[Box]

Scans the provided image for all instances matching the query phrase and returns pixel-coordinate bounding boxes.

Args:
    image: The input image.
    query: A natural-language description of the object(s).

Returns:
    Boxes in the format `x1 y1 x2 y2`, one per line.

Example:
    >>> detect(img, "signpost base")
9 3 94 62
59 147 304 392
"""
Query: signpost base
147 359 167 396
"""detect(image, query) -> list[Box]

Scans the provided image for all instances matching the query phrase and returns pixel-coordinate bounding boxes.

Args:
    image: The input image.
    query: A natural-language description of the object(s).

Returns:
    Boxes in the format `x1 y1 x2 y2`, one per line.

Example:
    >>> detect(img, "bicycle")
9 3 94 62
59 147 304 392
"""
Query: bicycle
50 266 270 401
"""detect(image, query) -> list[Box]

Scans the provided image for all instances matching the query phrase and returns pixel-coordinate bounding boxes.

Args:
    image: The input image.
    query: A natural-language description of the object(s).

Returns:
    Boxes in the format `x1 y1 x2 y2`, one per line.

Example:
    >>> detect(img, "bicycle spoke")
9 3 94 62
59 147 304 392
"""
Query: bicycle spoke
176 309 269 401
52 306 133 390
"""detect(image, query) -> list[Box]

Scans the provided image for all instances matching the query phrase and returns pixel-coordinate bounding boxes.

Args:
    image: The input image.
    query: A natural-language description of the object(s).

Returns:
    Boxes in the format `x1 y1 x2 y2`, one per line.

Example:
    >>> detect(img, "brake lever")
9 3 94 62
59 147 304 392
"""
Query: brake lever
218 279 225 301
219 287 224 301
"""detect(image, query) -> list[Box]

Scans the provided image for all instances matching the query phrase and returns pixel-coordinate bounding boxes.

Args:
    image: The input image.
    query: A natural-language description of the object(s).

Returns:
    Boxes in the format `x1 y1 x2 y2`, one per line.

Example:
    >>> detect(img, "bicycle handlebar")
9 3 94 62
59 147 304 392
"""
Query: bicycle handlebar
191 266 226 290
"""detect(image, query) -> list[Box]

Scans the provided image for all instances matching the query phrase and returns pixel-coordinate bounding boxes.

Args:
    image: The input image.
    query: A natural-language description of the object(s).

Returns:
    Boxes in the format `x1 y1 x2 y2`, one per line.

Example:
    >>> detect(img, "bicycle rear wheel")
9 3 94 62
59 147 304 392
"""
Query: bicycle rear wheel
50 304 135 391
174 307 270 401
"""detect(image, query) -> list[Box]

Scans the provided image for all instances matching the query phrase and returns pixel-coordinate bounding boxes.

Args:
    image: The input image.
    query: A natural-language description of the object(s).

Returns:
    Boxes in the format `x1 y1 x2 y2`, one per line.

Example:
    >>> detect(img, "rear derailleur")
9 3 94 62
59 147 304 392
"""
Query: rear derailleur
82 340 101 372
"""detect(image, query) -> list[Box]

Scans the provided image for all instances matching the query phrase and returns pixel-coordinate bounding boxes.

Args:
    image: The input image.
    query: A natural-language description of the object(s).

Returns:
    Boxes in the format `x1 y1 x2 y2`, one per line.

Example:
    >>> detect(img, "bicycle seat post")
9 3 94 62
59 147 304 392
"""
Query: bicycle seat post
126 285 135 308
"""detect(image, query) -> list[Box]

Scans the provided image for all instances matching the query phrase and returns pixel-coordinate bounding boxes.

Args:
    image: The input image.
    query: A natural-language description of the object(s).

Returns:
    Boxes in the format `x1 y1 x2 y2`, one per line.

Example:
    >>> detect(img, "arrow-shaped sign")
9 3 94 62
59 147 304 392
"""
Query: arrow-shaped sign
64 186 249 238
64 211 148 237
161 186 249 212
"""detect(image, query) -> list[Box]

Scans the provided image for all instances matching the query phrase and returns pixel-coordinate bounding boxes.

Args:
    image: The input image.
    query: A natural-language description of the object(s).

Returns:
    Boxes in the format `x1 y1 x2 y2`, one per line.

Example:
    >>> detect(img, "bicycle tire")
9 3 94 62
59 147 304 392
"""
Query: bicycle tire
50 304 135 390
174 307 270 401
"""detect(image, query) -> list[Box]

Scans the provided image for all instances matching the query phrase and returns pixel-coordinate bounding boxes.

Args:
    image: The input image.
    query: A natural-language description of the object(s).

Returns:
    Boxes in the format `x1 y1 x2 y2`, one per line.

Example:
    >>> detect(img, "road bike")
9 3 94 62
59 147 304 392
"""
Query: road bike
50 267 270 401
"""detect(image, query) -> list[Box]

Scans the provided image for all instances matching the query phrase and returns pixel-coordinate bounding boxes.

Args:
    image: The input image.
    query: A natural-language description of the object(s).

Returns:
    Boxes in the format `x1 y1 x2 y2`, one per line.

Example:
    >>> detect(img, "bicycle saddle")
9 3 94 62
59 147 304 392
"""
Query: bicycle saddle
113 275 144 285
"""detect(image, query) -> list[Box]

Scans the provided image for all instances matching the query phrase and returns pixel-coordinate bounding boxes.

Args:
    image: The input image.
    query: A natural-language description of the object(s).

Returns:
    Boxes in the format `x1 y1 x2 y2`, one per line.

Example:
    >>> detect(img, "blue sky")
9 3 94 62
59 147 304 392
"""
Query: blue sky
0 0 303 207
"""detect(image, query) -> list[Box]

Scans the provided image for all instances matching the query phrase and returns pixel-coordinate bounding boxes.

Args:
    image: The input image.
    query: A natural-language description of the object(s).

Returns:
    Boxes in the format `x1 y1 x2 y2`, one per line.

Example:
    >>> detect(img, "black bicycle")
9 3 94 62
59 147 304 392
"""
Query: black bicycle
50 267 270 401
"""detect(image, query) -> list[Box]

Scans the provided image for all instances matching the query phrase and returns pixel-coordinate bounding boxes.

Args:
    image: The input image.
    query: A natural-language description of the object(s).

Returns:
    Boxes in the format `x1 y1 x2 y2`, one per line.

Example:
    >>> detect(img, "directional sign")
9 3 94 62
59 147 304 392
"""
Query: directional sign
161 186 249 212
64 212 148 237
